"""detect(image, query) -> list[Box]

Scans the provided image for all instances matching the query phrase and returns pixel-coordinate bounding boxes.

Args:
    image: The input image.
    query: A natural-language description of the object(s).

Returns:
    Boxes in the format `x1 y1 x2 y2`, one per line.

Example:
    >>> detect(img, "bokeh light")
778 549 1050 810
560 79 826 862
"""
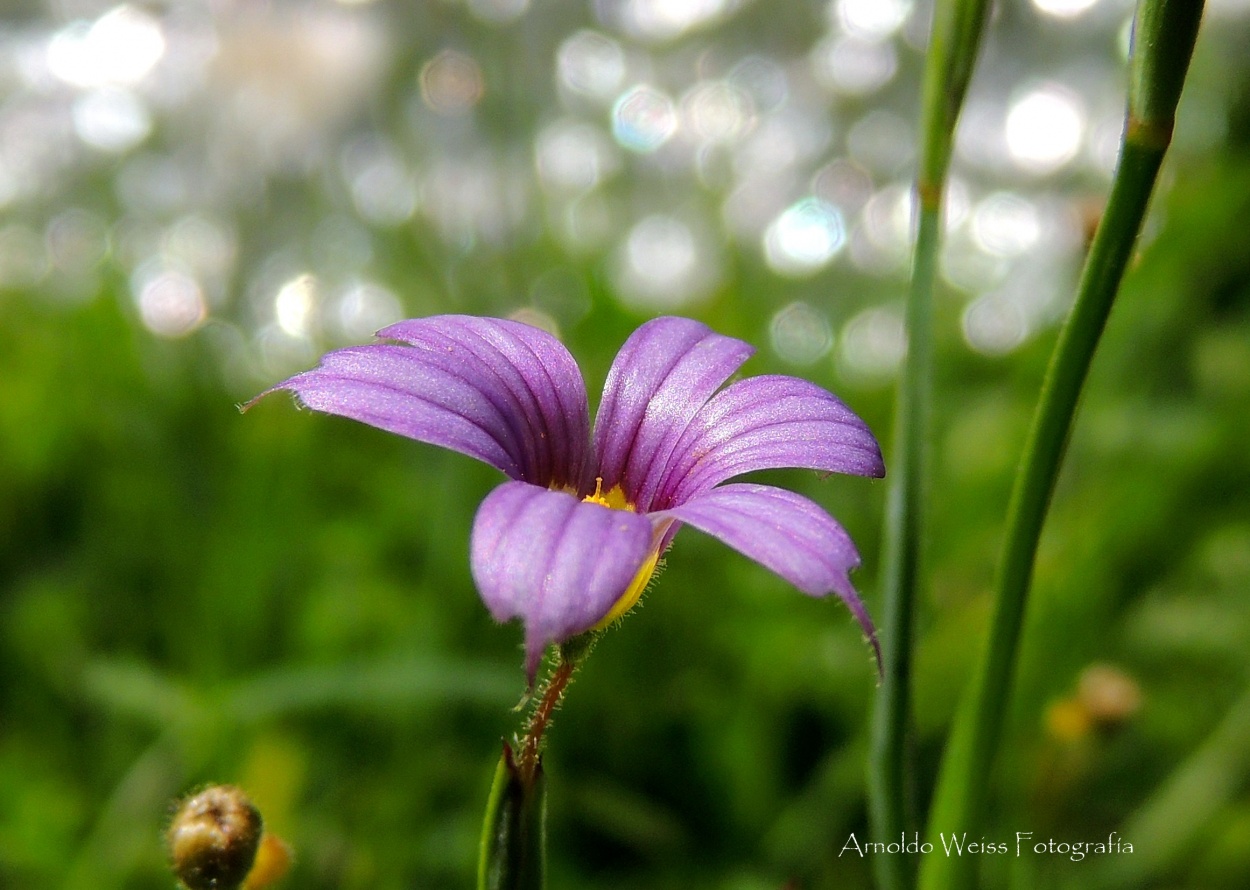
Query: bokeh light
162 215 237 290
47 5 166 89
420 49 484 114
763 197 846 277
333 280 403 342
838 304 907 381
811 35 899 97
734 107 830 180
46 209 108 281
421 156 527 245
962 290 1030 355
940 232 1010 293
847 110 914 175
620 0 729 41
770 301 833 365
682 80 752 145
812 158 874 216
1005 83 1086 174
728 55 789 113
971 192 1042 257
852 182 915 273
557 30 627 102
612 84 679 153
274 273 319 339
0 223 51 288
536 120 617 194
342 137 419 227
612 214 718 309
132 264 207 338
1032 0 1101 18
71 87 151 153
832 0 912 41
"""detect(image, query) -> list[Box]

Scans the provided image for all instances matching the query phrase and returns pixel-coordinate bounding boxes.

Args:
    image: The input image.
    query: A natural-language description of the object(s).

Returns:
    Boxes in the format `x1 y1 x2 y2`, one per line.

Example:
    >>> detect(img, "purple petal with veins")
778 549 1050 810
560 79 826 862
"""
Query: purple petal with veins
592 317 753 509
256 315 589 487
656 482 880 674
659 375 885 507
471 481 654 681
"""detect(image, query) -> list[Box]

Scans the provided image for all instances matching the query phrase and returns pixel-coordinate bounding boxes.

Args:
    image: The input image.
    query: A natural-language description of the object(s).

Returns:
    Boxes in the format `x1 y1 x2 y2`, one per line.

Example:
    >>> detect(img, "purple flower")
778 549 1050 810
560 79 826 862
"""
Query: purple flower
256 315 885 680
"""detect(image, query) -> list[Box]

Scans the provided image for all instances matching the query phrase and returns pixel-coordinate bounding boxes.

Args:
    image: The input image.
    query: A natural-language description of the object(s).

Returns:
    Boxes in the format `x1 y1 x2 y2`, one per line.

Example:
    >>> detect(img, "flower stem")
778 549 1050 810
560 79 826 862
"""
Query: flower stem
918 5 1204 890
517 657 576 786
868 201 937 890
868 2 989 888
478 635 597 890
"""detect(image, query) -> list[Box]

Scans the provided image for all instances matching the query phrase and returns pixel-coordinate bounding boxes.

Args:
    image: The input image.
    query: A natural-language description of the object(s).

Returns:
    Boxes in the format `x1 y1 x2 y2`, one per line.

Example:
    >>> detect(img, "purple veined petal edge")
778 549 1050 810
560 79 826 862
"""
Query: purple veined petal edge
655 482 881 676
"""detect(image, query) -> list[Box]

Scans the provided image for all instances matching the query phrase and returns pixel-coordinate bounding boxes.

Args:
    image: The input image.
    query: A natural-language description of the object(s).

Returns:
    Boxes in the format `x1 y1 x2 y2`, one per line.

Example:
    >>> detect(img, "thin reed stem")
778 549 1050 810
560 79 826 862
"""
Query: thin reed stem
868 3 990 888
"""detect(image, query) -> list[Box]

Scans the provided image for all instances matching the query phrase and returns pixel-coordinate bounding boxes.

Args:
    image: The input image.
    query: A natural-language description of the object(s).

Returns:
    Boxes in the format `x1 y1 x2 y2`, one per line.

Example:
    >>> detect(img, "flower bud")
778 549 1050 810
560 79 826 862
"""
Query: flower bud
168 785 263 890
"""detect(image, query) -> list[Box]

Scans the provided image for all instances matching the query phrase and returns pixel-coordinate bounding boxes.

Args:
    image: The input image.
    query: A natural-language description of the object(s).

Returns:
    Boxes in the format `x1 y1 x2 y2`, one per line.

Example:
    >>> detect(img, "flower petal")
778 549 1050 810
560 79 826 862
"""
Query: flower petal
654 483 880 673
592 317 754 510
471 481 655 680
659 375 885 508
255 316 590 487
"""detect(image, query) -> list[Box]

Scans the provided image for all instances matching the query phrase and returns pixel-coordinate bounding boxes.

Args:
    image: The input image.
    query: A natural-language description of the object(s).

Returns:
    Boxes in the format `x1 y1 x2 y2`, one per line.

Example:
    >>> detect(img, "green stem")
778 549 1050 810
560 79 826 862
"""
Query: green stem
869 202 938 890
477 742 547 890
869 3 990 888
477 634 597 890
918 4 1204 889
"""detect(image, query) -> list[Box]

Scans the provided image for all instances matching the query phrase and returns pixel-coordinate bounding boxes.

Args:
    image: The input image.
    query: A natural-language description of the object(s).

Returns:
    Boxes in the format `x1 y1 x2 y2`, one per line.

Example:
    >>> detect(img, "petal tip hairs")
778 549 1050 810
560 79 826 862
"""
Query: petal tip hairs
254 315 885 682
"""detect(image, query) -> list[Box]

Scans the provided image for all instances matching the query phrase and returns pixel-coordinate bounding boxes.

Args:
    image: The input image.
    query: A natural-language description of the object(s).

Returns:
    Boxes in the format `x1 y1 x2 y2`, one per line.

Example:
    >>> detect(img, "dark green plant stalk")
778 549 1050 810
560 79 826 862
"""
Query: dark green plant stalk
868 2 989 888
918 4 1205 890
478 742 548 890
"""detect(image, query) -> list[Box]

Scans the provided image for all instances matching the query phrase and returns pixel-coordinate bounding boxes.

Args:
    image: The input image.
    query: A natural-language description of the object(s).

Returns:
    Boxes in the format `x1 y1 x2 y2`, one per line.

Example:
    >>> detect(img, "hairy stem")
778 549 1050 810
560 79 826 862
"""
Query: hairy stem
517 658 576 786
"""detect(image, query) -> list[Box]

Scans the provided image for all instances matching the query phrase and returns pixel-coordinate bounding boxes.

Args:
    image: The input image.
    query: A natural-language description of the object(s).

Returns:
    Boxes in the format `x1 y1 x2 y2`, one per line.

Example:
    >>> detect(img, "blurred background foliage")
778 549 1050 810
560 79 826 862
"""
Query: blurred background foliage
1 0 1249 887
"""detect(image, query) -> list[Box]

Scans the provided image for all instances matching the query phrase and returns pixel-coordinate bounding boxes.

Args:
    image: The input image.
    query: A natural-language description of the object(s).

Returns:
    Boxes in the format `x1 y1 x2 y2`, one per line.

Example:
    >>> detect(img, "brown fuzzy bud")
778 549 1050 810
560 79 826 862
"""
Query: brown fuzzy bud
168 785 263 890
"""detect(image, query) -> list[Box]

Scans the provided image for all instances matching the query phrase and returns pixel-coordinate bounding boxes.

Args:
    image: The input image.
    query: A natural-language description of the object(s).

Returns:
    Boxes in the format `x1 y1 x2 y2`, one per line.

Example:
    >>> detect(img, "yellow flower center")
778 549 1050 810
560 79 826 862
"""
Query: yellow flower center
580 478 661 628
